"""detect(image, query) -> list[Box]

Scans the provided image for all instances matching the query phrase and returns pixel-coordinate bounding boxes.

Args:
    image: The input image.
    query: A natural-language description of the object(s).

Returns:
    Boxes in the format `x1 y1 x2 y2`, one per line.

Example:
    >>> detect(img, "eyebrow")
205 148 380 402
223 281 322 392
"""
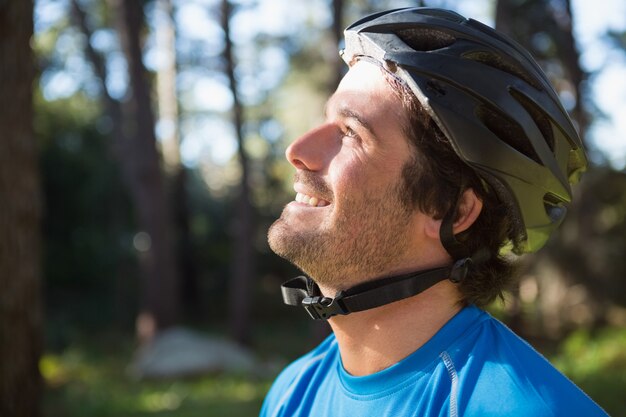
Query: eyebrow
324 98 378 140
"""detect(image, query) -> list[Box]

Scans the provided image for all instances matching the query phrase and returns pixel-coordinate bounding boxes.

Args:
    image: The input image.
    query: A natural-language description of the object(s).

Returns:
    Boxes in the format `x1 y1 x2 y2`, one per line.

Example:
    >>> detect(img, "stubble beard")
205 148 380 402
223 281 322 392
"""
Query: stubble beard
268 181 413 290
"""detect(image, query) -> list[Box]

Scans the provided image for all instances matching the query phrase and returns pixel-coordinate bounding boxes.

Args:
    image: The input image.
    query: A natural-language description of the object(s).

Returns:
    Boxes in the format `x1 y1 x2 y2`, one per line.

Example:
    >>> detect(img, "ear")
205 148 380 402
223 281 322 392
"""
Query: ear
423 188 483 240
452 188 483 234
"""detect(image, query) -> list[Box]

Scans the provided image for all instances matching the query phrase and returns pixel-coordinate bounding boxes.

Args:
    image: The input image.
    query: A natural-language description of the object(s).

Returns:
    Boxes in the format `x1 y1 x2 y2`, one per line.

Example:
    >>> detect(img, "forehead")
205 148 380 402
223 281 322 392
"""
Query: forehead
327 60 410 141
338 59 389 91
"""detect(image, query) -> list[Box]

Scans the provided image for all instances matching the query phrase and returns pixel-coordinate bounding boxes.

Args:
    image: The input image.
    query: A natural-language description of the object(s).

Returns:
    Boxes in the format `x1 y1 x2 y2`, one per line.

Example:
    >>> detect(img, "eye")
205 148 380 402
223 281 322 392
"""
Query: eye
342 126 359 139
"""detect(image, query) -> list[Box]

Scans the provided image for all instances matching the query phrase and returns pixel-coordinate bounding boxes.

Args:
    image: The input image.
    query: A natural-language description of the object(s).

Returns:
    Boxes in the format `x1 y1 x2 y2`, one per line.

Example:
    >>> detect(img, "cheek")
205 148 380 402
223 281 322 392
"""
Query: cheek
328 155 368 197
327 146 408 201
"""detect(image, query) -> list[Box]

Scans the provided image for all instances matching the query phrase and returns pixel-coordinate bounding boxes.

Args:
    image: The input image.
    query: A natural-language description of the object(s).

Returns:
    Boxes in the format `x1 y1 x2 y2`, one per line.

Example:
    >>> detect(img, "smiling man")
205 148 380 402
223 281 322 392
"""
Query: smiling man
262 7 607 417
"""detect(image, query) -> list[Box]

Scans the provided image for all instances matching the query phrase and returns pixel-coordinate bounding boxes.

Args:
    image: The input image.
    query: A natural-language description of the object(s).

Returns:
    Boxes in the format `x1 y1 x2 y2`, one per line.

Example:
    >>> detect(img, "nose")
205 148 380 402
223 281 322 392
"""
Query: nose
286 124 338 172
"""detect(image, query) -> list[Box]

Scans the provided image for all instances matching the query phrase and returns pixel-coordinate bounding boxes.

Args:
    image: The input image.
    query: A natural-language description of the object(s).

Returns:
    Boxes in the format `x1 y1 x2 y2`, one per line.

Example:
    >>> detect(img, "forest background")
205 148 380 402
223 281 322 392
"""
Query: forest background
2 0 626 416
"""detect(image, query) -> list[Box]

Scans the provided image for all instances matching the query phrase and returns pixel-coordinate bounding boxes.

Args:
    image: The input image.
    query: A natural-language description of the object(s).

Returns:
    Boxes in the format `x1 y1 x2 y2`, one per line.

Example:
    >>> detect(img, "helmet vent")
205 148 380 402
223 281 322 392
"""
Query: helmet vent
395 28 456 51
509 89 555 153
476 103 542 164
543 193 566 221
463 51 542 90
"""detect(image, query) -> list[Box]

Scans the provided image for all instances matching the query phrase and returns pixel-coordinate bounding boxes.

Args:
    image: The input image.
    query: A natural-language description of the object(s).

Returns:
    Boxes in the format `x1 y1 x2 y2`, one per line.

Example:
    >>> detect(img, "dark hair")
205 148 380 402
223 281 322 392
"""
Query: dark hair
383 68 520 307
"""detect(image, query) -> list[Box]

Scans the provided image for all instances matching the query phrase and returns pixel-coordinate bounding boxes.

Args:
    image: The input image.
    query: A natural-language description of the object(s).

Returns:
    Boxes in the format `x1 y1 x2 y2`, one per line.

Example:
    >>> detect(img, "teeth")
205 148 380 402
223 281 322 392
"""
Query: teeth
295 192 329 207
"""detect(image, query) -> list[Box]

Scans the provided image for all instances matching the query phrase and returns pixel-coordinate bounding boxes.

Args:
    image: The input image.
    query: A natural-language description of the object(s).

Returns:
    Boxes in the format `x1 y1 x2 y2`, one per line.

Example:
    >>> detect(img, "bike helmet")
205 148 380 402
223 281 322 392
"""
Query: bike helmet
281 7 588 320
341 7 587 253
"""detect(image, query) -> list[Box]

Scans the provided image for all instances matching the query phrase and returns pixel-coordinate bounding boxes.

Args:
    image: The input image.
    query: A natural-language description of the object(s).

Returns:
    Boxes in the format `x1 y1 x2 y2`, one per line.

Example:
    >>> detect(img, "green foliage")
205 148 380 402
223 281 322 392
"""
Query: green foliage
42 340 271 417
551 327 626 416
35 91 139 337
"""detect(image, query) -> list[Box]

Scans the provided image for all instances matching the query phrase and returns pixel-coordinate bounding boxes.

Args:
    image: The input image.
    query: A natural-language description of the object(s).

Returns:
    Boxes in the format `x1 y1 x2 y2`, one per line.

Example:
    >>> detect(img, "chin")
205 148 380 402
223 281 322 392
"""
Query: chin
267 218 285 255
267 217 299 260
268 218 318 274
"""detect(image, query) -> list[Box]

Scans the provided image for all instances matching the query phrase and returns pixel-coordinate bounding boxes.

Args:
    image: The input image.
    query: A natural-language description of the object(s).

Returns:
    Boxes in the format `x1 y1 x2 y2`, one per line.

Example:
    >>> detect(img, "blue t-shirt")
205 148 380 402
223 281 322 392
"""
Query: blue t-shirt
260 306 607 417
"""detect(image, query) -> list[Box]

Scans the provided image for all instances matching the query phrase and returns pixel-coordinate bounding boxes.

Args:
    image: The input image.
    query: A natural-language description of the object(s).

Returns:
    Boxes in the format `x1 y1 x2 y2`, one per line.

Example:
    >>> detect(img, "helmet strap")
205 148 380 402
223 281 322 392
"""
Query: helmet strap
439 182 472 260
281 266 452 320
280 244 488 321
280 188 492 321
439 204 470 261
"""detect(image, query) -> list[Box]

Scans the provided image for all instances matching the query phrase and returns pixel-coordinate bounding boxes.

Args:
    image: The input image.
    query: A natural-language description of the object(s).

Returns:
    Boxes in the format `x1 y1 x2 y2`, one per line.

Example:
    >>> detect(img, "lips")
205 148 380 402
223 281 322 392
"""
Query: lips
295 192 330 207
292 172 332 208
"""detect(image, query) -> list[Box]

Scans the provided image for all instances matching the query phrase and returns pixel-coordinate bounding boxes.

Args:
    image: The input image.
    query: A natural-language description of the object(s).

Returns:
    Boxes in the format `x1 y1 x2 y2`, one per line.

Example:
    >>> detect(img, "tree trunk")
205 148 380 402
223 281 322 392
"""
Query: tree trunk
0 1 43 415
221 0 255 346
557 0 588 141
329 0 345 91
156 0 181 171
494 0 515 35
114 0 180 335
73 0 180 338
154 0 198 318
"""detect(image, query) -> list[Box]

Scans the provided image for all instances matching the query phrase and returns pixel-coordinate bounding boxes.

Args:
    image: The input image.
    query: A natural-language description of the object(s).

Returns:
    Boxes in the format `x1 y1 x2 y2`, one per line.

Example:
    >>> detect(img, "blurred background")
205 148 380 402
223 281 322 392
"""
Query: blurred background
1 0 626 416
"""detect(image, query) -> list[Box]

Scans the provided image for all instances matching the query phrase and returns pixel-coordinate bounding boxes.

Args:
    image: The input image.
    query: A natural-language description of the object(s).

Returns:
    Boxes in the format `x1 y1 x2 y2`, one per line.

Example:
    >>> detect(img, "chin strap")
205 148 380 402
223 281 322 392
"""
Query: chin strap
282 187 492 321
281 257 477 320
439 185 471 261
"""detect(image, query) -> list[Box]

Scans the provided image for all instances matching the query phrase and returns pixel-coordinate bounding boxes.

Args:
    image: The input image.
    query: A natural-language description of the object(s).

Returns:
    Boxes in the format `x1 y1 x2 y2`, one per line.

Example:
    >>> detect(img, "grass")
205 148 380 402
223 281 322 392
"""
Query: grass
44 369 269 417
40 317 318 417
41 322 626 416
41 330 277 417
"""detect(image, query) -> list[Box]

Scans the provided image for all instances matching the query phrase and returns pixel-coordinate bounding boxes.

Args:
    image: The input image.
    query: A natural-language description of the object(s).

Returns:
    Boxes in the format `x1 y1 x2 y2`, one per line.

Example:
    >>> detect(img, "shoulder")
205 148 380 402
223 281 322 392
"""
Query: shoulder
449 307 608 416
260 334 338 417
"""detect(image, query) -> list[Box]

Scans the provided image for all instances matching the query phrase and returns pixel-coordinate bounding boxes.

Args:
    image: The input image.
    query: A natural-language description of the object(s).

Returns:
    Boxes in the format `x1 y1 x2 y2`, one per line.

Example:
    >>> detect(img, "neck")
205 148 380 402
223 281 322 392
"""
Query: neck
324 280 462 376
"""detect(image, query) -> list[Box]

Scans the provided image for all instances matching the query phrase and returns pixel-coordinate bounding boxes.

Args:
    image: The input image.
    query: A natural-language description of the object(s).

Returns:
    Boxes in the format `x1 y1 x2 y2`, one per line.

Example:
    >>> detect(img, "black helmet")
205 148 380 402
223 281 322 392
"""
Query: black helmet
341 7 587 253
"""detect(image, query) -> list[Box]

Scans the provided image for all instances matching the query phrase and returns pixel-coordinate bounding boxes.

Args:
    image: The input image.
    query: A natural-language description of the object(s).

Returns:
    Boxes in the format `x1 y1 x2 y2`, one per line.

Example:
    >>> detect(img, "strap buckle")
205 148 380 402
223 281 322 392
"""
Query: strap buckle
302 293 347 320
449 257 472 283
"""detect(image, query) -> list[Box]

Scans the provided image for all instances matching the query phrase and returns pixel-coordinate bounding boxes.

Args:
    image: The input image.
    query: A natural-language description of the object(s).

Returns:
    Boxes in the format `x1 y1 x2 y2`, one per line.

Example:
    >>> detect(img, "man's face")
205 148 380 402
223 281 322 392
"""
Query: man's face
268 60 419 288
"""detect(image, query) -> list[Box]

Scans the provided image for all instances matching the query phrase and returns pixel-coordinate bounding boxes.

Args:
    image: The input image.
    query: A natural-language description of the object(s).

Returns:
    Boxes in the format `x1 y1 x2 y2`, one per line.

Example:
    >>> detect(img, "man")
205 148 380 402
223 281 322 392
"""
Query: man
262 7 607 417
